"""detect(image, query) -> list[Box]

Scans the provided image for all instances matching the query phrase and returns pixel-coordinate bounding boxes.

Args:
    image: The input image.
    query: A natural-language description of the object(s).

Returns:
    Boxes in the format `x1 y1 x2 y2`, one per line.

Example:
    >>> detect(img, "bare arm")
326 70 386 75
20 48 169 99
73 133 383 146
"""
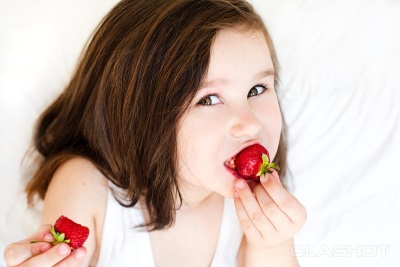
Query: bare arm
41 158 108 267
4 158 108 267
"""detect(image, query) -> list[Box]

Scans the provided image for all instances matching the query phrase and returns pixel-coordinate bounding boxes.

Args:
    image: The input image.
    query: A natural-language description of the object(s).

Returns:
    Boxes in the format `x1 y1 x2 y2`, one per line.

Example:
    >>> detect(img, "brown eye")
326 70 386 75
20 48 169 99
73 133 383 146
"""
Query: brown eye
248 85 267 97
197 95 221 106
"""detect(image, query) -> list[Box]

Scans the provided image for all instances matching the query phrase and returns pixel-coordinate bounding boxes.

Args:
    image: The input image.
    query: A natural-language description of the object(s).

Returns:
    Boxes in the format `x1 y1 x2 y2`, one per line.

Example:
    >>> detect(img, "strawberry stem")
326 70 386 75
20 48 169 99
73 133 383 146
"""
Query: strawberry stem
30 226 70 246
256 153 280 177
49 226 70 246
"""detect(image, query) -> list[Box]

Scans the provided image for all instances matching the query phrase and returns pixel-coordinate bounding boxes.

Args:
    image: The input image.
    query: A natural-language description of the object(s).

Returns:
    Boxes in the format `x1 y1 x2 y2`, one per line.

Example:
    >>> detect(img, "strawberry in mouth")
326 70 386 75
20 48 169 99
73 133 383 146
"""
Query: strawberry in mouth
226 144 280 182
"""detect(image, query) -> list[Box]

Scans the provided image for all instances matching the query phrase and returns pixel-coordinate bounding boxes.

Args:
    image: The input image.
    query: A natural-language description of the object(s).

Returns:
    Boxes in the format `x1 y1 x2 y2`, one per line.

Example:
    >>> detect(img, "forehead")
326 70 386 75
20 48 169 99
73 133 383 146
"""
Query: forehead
205 29 273 84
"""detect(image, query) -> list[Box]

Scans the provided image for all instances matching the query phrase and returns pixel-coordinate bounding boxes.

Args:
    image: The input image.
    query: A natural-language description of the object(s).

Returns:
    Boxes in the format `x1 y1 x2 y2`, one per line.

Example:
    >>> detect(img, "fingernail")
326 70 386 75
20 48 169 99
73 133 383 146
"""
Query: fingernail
40 243 52 253
43 233 54 242
260 174 269 183
74 248 86 259
236 179 246 189
271 173 282 184
58 244 71 256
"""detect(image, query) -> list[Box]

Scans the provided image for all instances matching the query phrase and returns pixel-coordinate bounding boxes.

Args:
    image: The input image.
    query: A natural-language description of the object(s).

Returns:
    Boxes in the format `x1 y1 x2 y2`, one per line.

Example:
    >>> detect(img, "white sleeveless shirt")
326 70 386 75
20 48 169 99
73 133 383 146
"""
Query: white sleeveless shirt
97 186 243 267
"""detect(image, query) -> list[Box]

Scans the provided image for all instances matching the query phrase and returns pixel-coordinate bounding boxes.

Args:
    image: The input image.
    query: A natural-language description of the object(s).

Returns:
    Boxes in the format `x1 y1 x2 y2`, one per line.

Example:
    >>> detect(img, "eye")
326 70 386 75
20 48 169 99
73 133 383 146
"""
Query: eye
248 84 267 98
197 95 221 106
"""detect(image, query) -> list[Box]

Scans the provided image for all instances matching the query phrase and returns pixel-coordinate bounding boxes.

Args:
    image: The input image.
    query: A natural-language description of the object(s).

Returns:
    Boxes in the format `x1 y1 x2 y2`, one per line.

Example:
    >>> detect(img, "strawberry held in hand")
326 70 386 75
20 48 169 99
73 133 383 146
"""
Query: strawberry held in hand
48 215 89 249
31 215 89 249
234 144 280 181
51 215 89 249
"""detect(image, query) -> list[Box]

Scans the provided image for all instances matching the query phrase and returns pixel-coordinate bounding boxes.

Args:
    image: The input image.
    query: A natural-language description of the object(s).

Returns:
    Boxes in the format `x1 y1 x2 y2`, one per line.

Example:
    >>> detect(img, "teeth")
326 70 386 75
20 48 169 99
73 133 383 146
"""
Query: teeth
229 158 235 168
227 158 236 169
224 155 237 169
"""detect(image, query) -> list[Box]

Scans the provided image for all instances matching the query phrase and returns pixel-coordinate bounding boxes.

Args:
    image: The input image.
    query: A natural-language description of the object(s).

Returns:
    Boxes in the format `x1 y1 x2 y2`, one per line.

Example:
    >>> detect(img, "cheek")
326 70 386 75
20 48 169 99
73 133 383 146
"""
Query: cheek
272 108 282 160
258 98 282 161
270 115 282 161
179 109 225 147
176 113 222 181
176 120 194 180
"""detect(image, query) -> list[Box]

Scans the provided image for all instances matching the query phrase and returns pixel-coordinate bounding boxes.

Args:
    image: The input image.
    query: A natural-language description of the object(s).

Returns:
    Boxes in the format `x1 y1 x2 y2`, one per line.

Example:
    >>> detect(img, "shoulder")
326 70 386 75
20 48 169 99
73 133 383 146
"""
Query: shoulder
41 157 109 266
43 157 109 217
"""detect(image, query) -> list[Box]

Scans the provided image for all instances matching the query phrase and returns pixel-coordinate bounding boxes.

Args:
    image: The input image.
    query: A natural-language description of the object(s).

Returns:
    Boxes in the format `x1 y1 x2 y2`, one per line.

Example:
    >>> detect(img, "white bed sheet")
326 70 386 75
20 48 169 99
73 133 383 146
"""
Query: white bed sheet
252 1 400 266
1 1 399 266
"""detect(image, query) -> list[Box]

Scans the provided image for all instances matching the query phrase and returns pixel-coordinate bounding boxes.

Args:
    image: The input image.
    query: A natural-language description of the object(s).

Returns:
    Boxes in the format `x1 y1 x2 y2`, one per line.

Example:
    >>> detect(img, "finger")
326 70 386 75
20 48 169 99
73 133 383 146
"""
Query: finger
233 192 260 239
261 172 307 224
234 179 275 237
270 170 282 185
253 181 292 231
19 243 72 267
4 242 52 267
54 247 87 267
24 224 54 243
4 225 55 266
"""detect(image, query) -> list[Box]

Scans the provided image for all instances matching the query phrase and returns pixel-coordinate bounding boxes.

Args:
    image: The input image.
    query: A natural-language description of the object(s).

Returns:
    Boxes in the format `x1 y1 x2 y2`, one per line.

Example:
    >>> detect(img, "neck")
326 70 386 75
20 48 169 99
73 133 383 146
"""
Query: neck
177 182 220 213
140 182 222 228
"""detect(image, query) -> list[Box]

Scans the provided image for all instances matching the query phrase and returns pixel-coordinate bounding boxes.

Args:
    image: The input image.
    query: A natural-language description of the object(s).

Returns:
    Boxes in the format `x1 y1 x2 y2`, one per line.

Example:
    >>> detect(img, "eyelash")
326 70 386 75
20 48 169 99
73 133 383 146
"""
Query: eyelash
197 94 221 106
196 84 268 106
247 84 268 98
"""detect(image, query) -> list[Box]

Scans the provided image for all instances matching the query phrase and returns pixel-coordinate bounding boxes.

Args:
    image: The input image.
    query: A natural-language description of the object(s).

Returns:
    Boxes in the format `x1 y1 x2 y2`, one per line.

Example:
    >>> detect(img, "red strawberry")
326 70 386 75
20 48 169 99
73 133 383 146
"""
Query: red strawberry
234 144 280 181
51 215 90 249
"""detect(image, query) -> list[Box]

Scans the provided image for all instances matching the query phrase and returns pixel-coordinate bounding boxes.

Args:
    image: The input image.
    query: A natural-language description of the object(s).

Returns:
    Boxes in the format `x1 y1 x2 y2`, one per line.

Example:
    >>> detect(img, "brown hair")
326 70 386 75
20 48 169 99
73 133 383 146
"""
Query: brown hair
25 0 286 230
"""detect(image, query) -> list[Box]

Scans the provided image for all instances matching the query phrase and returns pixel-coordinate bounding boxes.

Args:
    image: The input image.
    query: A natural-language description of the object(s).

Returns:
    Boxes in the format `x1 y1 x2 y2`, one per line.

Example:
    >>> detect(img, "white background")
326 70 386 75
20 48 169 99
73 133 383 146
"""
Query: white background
1 0 400 266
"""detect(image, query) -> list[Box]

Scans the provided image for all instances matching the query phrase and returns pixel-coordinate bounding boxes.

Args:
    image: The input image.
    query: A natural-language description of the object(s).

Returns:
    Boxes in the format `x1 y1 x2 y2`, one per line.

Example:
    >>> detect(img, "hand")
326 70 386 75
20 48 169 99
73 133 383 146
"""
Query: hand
4 224 87 267
233 171 307 249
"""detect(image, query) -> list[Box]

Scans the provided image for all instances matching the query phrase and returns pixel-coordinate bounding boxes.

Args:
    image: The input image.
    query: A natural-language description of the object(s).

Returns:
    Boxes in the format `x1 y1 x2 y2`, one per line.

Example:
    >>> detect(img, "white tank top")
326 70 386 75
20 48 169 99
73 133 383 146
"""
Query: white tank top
97 186 243 267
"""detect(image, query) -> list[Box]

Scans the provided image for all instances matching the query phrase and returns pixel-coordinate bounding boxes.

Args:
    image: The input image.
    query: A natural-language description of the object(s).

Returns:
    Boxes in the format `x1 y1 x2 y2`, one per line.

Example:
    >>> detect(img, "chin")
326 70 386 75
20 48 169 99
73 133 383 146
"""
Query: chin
221 180 238 199
217 190 235 199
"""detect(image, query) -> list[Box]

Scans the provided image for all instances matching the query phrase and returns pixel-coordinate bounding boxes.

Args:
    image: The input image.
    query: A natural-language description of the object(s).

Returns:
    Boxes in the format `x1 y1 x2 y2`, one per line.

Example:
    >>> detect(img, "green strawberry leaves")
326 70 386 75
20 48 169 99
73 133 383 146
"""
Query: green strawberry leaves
256 154 280 177
30 215 89 249
50 226 70 246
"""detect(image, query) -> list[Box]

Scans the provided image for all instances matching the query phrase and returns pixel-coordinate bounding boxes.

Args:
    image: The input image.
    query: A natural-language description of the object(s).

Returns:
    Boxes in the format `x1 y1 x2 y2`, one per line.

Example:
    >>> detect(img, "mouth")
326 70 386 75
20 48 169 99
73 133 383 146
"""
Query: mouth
224 156 236 170
224 142 268 185
224 159 257 190
223 141 259 172
224 154 244 180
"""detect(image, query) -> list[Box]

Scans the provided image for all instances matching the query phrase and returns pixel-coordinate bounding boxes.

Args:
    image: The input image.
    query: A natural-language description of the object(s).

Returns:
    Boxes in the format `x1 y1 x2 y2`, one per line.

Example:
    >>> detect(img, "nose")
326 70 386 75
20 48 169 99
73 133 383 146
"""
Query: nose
230 106 262 139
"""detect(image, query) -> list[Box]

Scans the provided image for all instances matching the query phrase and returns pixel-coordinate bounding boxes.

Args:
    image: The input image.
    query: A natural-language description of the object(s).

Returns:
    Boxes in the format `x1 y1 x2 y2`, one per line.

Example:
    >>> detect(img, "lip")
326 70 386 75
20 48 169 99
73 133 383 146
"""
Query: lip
224 140 262 164
224 164 259 191
223 140 264 181
224 165 242 179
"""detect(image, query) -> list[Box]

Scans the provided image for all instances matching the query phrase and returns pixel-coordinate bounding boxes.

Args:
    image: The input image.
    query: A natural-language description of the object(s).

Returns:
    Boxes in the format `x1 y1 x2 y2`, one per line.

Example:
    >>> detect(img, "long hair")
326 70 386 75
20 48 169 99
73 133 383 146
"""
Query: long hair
25 0 286 231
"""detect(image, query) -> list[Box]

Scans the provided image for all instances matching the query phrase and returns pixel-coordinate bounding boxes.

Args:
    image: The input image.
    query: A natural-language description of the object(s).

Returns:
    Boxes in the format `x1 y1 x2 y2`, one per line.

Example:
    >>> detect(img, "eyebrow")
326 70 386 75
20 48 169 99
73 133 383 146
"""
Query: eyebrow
255 69 275 79
200 69 275 89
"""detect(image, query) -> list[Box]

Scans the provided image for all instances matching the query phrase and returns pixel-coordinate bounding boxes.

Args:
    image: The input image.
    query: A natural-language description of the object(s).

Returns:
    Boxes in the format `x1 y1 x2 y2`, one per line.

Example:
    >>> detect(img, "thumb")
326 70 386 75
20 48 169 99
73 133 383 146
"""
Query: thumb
4 224 54 266
27 224 55 243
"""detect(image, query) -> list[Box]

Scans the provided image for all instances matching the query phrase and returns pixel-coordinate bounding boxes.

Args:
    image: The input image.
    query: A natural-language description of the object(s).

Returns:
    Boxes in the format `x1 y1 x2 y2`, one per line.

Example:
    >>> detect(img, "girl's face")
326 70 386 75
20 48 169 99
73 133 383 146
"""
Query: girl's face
177 29 282 199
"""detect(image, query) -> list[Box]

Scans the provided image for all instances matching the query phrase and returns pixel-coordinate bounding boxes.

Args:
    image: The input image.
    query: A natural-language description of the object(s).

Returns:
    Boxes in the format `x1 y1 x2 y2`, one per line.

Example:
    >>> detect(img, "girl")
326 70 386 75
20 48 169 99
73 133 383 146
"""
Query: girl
4 0 306 266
